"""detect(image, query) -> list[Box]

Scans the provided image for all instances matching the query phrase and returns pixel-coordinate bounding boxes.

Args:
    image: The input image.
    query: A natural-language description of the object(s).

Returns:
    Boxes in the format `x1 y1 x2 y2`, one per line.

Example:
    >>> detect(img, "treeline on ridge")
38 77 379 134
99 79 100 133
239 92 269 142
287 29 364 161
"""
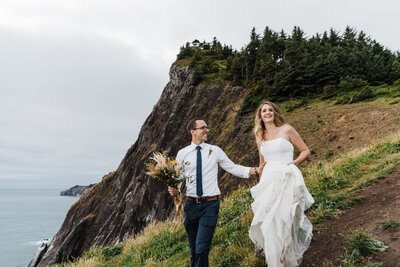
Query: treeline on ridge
176 26 400 114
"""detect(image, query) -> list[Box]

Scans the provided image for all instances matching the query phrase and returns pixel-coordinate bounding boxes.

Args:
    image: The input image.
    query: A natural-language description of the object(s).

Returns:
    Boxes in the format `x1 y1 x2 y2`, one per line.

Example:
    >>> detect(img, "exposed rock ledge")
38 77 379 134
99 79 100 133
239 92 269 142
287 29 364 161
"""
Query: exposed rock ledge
60 184 96 196
27 239 50 267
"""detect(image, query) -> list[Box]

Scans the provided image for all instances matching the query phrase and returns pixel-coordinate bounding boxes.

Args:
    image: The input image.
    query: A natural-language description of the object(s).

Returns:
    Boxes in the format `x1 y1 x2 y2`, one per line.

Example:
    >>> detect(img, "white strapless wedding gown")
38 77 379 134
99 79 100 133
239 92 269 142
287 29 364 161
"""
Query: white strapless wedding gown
249 137 314 267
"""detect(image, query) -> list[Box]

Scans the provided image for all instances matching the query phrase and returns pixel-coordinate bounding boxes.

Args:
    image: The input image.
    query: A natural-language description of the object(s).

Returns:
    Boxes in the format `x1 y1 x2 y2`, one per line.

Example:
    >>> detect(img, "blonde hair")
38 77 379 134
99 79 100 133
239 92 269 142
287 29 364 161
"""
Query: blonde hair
253 100 285 146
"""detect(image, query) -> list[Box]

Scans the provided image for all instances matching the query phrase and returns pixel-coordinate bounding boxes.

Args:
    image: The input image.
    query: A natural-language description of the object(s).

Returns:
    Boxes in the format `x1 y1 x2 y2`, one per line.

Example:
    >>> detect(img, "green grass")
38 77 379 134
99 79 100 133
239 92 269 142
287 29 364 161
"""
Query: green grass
332 84 400 105
346 229 387 257
377 219 400 230
54 132 400 267
239 83 400 116
332 229 387 267
305 135 400 228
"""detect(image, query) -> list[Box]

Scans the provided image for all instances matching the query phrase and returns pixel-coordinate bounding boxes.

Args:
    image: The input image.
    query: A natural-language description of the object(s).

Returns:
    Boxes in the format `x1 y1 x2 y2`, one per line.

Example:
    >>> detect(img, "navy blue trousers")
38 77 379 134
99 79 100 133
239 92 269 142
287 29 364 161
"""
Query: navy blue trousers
184 198 220 267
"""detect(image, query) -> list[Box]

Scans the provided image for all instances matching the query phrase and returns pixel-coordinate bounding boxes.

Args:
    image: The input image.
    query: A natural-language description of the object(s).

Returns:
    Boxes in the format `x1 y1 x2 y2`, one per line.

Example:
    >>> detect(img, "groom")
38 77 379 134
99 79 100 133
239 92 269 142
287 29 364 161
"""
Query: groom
168 119 262 267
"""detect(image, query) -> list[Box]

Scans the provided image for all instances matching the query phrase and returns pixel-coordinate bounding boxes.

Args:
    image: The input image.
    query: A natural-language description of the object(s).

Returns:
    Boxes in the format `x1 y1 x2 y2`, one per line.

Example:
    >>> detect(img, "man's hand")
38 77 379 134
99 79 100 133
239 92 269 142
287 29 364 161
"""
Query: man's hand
168 186 178 196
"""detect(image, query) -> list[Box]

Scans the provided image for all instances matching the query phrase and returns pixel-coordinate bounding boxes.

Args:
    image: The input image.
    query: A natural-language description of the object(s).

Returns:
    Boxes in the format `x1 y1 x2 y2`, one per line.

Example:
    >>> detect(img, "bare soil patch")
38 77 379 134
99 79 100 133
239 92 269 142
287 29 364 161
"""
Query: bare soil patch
301 167 400 267
287 101 400 163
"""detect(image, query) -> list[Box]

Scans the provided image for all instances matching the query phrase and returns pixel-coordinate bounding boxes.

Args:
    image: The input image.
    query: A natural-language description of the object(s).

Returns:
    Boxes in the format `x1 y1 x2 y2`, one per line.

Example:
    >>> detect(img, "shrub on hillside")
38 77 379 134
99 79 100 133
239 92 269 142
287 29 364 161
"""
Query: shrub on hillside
390 88 400 98
350 87 373 103
286 99 308 112
322 84 338 99
335 95 352 104
338 77 369 92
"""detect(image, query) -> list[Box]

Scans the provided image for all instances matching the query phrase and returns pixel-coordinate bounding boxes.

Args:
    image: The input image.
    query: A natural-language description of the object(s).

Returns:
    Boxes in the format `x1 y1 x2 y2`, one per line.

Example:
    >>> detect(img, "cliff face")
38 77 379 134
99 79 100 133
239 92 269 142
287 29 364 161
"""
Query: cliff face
35 65 257 266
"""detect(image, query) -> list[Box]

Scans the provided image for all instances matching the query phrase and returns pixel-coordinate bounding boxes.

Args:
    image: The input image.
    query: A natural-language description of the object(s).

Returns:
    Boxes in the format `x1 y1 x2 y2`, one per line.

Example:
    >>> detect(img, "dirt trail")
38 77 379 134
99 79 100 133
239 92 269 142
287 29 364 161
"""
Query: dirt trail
301 168 400 267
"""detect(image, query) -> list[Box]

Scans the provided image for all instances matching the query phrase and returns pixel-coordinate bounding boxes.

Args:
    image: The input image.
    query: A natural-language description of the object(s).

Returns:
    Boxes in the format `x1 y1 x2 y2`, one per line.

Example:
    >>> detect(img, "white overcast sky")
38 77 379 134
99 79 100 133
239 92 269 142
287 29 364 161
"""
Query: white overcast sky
1 0 399 188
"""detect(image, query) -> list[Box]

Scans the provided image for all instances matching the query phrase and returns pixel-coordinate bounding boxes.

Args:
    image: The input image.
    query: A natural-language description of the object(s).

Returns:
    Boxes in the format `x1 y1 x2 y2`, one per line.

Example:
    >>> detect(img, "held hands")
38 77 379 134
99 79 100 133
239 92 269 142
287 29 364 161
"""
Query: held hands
258 161 267 175
252 161 266 182
168 186 178 196
252 161 266 176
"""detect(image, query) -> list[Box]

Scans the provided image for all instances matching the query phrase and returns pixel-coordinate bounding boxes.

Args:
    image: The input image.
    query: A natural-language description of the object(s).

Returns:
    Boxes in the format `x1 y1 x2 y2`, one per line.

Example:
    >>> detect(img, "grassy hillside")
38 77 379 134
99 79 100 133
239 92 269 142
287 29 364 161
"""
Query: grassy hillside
205 83 400 197
54 95 400 267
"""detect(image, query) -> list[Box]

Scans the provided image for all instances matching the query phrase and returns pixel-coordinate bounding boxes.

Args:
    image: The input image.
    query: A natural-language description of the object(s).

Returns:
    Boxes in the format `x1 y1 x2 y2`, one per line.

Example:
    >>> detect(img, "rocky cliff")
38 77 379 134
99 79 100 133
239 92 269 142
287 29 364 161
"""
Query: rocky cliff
34 65 259 266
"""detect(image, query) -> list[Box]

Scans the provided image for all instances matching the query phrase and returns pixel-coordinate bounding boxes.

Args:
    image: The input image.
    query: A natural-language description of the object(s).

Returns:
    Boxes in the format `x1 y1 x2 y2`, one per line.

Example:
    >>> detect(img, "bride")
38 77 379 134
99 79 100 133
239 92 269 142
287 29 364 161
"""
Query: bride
249 100 314 267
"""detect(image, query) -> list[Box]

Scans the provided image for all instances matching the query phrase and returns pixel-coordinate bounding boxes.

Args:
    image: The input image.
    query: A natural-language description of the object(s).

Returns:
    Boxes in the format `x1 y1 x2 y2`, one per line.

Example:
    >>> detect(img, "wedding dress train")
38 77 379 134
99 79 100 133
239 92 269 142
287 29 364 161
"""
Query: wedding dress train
249 137 314 267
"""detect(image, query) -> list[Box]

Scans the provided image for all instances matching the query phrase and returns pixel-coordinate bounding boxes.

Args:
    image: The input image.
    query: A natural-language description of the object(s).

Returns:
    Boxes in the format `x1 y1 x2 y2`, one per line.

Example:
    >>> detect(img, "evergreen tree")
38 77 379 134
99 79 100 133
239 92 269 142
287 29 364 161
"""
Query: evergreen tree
244 27 261 83
231 55 245 85
391 59 400 82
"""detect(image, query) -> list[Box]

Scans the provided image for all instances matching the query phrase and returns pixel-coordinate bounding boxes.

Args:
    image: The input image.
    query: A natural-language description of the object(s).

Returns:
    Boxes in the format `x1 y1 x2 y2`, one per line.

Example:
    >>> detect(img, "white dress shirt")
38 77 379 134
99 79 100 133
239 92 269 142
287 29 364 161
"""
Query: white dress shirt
176 142 251 198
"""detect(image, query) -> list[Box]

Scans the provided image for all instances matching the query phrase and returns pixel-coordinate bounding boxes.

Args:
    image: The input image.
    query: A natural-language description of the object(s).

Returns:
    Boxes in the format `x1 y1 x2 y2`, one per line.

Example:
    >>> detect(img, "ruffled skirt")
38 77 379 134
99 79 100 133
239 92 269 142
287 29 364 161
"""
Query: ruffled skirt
249 162 314 267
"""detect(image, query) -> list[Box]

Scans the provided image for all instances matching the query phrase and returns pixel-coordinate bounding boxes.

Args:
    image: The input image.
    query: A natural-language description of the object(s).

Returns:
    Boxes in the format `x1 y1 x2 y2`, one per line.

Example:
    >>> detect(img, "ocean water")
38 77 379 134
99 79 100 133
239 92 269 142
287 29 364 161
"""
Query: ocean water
0 188 77 267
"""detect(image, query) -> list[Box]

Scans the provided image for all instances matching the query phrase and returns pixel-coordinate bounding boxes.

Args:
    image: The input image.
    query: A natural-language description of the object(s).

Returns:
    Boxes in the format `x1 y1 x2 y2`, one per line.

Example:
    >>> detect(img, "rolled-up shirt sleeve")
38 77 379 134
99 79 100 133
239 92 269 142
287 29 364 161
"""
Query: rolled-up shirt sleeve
217 147 250 178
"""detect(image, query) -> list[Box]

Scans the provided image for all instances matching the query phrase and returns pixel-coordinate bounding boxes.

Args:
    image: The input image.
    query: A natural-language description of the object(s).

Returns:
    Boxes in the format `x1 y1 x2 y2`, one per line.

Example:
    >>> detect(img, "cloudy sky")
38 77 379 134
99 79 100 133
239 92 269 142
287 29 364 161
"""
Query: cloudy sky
1 0 399 188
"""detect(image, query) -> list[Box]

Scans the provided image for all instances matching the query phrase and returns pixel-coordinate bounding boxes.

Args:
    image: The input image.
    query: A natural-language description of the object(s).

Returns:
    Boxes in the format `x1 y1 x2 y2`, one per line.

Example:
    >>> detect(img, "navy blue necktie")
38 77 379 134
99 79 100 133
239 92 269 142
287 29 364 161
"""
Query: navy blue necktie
196 146 203 197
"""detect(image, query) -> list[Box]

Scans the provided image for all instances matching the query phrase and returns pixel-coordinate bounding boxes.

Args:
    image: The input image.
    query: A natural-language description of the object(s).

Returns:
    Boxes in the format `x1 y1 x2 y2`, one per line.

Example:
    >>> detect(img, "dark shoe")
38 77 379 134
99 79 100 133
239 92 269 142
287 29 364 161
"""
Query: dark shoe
255 247 265 259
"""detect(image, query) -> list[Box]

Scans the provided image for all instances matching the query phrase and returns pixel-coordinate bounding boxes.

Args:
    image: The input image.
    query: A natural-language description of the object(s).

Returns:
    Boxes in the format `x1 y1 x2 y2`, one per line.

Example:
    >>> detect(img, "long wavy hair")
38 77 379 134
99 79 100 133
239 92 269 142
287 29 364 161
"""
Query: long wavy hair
253 100 285 146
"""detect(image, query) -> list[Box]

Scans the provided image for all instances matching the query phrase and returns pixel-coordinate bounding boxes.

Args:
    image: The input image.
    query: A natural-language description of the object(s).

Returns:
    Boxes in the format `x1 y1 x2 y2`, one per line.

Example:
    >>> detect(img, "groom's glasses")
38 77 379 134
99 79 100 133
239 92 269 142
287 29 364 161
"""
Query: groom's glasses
194 126 209 131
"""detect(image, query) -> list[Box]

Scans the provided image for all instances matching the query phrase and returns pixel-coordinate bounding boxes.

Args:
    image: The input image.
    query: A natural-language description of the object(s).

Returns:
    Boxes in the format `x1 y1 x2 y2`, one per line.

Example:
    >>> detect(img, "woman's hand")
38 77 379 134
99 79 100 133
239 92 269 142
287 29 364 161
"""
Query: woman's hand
257 161 267 174
255 162 267 181
168 186 178 196
284 124 310 165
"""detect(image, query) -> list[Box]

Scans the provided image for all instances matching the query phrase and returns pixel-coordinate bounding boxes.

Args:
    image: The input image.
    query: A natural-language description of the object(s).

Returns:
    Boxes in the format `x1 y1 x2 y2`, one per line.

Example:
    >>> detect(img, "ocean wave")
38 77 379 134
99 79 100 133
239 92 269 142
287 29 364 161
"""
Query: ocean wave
23 238 50 246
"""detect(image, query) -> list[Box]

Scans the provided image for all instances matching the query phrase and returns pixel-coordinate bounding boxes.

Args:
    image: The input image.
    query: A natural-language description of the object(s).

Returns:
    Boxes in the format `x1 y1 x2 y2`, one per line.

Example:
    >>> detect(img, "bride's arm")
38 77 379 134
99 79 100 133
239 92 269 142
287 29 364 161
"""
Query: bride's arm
257 143 266 180
285 125 310 166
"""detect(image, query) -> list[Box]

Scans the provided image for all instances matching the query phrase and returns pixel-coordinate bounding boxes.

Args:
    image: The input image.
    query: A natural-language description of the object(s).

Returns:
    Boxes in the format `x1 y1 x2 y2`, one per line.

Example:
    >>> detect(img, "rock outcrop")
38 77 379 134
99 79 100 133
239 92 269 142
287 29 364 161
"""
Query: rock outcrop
60 184 96 196
27 240 50 267
33 65 258 266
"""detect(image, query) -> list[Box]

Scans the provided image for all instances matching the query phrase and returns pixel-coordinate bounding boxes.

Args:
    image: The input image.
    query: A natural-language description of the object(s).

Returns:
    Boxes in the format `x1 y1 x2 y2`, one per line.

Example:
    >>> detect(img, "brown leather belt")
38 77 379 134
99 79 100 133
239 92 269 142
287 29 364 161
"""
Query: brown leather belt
187 195 219 203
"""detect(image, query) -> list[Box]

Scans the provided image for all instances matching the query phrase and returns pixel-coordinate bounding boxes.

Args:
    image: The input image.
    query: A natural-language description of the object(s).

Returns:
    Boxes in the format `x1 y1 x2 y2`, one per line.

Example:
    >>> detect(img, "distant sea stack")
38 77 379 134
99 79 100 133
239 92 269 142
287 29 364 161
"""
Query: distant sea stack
60 184 96 196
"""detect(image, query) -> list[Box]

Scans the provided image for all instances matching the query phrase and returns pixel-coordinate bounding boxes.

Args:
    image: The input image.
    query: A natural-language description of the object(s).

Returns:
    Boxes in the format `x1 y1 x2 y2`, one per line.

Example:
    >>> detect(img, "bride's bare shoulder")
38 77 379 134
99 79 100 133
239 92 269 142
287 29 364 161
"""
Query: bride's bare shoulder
280 124 300 141
280 124 295 132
